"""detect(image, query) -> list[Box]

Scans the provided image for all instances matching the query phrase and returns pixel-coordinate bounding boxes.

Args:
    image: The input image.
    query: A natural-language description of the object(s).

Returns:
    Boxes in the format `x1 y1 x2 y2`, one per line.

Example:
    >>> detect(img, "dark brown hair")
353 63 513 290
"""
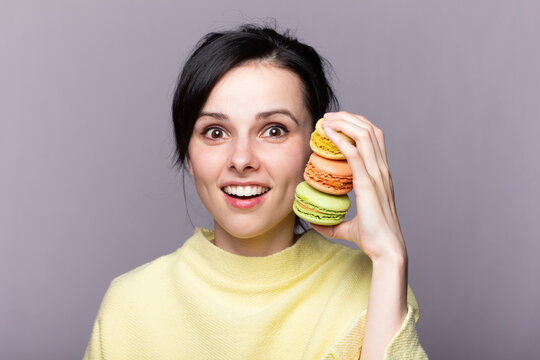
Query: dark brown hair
171 23 339 232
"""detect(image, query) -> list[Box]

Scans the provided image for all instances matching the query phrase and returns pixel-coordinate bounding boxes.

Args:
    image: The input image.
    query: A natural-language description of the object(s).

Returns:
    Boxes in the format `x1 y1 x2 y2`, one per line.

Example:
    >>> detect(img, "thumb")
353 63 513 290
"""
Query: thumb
310 221 351 241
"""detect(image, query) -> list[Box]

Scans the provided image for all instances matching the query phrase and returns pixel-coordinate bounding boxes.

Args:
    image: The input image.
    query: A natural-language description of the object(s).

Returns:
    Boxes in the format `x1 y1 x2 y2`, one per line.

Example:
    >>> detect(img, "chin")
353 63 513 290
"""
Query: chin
215 213 295 240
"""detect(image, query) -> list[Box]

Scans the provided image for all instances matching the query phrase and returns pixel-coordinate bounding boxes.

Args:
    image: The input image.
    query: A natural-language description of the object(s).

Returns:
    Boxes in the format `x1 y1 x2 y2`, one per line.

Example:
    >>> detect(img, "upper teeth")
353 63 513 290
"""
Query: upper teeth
223 185 270 197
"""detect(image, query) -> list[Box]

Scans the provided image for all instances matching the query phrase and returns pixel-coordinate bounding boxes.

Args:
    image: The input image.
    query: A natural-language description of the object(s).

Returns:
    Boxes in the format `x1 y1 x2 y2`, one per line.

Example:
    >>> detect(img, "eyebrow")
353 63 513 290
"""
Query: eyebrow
198 109 299 125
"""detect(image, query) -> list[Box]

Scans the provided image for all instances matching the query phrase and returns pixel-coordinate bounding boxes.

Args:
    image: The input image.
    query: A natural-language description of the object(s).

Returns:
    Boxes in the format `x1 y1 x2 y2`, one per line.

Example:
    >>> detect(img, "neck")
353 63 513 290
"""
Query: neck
212 214 298 257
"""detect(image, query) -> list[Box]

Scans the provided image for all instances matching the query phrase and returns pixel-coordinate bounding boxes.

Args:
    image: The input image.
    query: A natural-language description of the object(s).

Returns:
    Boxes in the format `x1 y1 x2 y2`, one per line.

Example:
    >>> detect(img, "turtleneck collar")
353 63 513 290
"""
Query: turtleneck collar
178 227 341 288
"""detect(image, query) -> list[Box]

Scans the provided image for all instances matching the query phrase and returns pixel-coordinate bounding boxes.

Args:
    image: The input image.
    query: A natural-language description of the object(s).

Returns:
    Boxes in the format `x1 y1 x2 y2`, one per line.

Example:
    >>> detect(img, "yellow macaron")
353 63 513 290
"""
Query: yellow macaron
310 118 355 160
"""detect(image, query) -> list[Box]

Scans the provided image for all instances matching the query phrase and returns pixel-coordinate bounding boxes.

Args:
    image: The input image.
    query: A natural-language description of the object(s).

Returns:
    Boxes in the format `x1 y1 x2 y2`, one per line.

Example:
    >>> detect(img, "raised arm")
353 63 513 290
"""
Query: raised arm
311 112 424 359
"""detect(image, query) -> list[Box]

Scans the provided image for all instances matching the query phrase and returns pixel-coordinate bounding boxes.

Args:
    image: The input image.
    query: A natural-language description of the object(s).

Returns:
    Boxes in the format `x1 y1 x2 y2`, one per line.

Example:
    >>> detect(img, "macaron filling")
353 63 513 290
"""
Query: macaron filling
310 131 341 156
304 162 353 193
293 181 350 225
294 193 348 218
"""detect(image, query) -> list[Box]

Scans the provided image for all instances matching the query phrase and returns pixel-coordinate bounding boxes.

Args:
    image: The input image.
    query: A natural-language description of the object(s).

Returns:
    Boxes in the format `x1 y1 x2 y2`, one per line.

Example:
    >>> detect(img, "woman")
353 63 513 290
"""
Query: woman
84 24 427 359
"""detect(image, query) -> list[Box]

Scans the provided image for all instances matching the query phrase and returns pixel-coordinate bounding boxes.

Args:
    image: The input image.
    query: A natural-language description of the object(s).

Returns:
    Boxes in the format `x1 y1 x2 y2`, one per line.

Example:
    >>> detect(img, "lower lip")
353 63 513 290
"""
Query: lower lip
223 190 269 209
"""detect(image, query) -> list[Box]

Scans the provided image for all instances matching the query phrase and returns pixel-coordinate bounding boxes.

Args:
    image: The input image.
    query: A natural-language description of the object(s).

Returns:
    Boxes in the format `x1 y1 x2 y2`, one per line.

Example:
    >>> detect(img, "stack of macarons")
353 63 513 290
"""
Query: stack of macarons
293 118 355 225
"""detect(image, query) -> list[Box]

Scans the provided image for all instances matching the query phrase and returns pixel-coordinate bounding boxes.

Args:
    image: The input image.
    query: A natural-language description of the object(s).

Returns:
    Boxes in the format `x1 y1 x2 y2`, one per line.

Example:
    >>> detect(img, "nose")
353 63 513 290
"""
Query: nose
227 137 259 174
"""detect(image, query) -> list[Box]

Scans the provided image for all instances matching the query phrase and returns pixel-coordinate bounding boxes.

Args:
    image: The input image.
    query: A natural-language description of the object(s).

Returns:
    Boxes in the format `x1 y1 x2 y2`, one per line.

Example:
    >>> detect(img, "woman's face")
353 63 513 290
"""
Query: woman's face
187 62 312 239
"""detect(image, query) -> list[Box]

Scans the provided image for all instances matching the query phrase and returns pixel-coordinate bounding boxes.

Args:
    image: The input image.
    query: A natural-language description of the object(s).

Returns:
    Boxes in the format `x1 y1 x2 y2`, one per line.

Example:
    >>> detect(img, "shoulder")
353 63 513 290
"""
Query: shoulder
106 229 207 294
98 246 185 313
98 251 177 306
112 251 179 290
98 229 210 308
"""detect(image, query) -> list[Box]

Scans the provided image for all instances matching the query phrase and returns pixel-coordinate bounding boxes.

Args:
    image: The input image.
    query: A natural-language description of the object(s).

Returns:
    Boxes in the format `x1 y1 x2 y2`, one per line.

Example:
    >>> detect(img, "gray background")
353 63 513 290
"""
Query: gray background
2 0 539 359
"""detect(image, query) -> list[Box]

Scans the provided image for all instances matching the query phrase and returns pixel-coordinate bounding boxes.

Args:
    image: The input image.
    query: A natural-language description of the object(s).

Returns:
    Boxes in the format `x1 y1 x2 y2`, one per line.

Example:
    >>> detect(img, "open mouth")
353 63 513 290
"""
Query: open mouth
222 185 270 199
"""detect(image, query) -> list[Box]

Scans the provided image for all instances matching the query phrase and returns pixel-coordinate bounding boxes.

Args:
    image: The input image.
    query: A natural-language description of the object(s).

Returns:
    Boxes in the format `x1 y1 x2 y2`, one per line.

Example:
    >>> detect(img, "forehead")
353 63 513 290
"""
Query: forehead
201 62 309 120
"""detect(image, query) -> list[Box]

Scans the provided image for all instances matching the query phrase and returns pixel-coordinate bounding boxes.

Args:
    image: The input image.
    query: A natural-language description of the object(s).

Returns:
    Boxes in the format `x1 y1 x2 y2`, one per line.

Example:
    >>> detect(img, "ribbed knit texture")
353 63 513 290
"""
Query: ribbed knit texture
84 228 427 359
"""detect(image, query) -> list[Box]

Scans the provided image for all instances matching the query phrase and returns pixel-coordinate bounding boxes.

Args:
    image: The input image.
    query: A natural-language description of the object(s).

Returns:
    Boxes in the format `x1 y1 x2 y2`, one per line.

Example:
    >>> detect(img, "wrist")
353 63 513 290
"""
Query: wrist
369 236 408 264
371 250 408 271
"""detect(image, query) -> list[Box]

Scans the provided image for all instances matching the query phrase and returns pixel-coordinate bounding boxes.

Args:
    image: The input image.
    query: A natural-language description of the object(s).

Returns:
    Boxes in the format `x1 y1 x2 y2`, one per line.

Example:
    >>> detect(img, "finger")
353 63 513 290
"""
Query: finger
324 112 395 207
310 220 354 242
325 111 388 169
324 123 395 223
348 114 394 207
355 115 389 168
323 119 388 188
322 125 374 191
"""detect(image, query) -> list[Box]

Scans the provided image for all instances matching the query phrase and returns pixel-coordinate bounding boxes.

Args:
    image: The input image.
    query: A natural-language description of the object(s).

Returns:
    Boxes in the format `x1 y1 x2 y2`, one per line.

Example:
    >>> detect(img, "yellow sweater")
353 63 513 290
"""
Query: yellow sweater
84 228 427 359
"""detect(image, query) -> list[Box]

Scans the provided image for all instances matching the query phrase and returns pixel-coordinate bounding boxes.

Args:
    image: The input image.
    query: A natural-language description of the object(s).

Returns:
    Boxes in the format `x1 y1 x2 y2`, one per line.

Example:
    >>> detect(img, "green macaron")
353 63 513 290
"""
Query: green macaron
293 181 351 225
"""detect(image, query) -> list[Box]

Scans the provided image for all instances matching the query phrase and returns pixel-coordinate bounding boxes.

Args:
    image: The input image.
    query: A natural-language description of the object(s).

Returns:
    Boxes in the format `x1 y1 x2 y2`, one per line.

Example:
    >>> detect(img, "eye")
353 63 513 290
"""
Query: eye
202 127 228 140
262 125 288 138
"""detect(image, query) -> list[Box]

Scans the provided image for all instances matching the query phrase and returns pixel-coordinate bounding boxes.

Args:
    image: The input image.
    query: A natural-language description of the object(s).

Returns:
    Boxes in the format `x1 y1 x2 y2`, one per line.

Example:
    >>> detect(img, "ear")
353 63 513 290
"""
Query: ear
186 152 194 176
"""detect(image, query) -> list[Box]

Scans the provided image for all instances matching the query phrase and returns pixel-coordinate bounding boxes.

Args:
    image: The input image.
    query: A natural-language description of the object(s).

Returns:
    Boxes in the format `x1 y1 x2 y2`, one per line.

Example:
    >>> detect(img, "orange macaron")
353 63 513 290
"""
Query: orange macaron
303 153 353 195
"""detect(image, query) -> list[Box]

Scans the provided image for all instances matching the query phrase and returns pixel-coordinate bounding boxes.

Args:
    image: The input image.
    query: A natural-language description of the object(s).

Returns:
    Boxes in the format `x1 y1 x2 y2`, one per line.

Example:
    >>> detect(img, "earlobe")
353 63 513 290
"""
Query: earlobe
186 154 194 176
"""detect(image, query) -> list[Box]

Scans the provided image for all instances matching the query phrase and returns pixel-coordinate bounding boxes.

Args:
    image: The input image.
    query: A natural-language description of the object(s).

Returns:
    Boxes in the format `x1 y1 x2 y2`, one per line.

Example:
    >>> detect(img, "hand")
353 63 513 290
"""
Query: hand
310 111 407 262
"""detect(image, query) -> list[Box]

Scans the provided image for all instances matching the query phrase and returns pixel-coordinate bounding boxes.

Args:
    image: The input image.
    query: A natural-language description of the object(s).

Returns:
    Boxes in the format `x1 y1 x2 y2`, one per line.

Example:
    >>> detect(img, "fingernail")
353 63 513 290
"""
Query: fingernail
324 126 337 135
324 112 336 119
321 119 333 127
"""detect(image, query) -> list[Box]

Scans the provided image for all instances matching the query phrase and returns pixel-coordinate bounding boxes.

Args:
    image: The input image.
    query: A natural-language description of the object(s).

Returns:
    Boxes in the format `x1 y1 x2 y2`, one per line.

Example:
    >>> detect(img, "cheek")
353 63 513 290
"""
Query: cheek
189 150 220 182
266 143 310 178
294 133 313 167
